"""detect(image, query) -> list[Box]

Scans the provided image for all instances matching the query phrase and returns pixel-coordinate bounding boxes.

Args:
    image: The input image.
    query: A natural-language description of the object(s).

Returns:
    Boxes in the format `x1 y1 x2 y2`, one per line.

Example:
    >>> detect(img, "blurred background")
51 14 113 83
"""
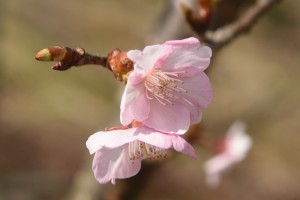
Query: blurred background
1 0 300 200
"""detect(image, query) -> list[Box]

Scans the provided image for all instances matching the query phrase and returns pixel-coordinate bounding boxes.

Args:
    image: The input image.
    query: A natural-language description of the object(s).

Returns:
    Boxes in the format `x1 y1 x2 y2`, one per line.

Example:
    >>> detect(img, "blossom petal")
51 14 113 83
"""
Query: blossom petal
203 154 233 187
92 145 141 184
181 72 213 109
180 98 203 125
189 109 203 126
86 128 137 154
164 37 200 47
120 83 150 126
127 44 172 72
169 71 212 125
134 127 197 159
134 127 174 149
204 155 233 175
163 38 212 71
171 136 198 159
226 121 252 161
142 101 190 134
203 121 252 188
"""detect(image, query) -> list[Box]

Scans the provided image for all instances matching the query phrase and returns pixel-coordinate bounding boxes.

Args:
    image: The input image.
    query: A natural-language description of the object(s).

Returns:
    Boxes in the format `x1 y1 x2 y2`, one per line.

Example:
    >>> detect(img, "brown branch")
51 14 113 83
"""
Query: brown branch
204 0 282 49
35 46 108 71
35 47 133 83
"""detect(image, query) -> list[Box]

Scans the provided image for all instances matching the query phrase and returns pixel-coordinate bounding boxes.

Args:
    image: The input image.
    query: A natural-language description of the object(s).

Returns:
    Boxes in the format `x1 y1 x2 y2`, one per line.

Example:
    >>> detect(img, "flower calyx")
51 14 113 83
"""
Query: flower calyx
106 48 134 83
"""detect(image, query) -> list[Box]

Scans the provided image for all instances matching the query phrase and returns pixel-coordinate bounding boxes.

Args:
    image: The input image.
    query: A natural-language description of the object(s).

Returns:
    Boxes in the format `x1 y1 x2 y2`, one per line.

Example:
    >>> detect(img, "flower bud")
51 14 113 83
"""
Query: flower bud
106 48 134 83
35 46 67 61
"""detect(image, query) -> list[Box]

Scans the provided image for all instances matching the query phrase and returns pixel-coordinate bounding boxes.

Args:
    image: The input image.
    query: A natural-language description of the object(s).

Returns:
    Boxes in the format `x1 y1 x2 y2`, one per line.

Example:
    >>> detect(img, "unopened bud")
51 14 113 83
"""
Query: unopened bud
180 0 213 34
198 0 213 23
106 48 134 83
35 46 67 61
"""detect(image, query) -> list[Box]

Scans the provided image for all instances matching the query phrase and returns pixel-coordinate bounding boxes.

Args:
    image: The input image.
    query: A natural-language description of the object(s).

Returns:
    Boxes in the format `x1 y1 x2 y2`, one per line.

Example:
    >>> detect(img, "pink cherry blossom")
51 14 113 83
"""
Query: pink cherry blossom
86 124 197 184
121 37 213 134
203 121 252 188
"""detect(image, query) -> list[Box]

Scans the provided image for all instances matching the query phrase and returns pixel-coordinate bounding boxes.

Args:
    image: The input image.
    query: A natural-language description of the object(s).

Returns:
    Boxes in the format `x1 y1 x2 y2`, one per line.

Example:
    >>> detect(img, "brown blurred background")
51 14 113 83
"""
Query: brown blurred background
1 0 300 200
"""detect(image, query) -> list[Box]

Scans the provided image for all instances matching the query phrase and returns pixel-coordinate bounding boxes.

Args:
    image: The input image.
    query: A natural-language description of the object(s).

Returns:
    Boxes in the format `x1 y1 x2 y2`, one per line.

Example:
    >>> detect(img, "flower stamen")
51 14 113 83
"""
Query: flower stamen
145 69 187 105
129 140 167 163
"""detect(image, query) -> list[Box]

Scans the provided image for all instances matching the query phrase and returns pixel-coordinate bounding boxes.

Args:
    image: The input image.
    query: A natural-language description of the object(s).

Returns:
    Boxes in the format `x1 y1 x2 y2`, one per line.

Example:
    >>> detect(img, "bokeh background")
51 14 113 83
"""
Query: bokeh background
1 0 300 200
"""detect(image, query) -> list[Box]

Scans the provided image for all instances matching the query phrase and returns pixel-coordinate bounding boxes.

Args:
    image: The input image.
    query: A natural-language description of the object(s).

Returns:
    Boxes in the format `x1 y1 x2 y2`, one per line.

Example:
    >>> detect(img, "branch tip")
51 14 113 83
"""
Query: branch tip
35 46 107 71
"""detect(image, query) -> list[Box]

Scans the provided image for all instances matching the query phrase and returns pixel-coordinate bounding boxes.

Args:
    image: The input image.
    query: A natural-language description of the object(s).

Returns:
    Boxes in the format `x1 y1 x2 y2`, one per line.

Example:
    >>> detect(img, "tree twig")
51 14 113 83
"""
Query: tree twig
204 0 282 49
35 46 133 83
35 46 108 71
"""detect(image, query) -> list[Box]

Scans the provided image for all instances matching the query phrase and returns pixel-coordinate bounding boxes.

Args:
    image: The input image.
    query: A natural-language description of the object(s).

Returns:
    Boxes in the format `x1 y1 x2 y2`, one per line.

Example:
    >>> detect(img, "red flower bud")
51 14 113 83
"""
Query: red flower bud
106 48 134 83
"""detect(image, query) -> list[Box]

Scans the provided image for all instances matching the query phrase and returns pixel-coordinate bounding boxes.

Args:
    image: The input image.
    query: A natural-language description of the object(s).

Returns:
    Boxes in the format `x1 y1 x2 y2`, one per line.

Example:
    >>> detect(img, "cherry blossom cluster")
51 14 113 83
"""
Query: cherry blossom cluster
86 37 214 184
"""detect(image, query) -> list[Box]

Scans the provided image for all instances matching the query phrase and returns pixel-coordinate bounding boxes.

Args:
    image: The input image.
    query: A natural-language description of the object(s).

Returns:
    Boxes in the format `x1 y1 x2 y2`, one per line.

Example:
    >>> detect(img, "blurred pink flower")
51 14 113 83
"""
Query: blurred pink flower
203 121 252 188
121 37 213 134
86 124 197 184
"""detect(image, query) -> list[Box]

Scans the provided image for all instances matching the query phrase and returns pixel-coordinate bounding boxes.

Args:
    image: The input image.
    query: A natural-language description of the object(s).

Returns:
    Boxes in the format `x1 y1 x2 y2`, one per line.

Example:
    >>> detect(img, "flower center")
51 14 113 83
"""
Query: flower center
128 140 167 164
144 69 187 105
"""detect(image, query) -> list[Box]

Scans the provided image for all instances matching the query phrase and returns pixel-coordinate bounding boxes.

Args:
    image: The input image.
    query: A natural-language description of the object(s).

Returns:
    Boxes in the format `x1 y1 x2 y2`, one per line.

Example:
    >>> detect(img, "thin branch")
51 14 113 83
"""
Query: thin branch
205 0 282 49
35 47 133 83
35 46 108 71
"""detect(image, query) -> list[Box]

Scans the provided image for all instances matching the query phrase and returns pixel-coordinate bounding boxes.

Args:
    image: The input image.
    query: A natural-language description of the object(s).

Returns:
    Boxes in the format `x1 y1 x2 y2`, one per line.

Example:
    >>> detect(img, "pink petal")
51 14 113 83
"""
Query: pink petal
163 42 212 71
152 45 173 68
225 121 252 161
164 38 211 61
92 145 141 184
127 44 171 72
120 83 150 126
181 72 213 109
143 101 190 134
203 154 234 188
171 136 198 159
86 128 137 154
164 37 200 47
204 154 233 175
179 72 212 124
134 127 174 149
189 109 203 126
128 69 146 86
134 127 197 159
169 66 203 78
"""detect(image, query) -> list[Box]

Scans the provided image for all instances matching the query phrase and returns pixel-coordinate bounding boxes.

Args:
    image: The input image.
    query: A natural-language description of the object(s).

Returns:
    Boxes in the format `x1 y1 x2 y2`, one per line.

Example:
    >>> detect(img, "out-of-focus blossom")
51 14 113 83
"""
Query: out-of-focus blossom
86 123 197 184
173 0 198 12
121 37 212 134
203 121 252 188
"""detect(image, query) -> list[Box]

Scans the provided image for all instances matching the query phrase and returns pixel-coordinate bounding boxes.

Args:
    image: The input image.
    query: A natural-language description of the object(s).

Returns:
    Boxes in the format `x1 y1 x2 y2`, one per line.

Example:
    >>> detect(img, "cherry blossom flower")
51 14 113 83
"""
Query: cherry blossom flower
203 121 252 188
121 37 212 134
86 123 197 184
